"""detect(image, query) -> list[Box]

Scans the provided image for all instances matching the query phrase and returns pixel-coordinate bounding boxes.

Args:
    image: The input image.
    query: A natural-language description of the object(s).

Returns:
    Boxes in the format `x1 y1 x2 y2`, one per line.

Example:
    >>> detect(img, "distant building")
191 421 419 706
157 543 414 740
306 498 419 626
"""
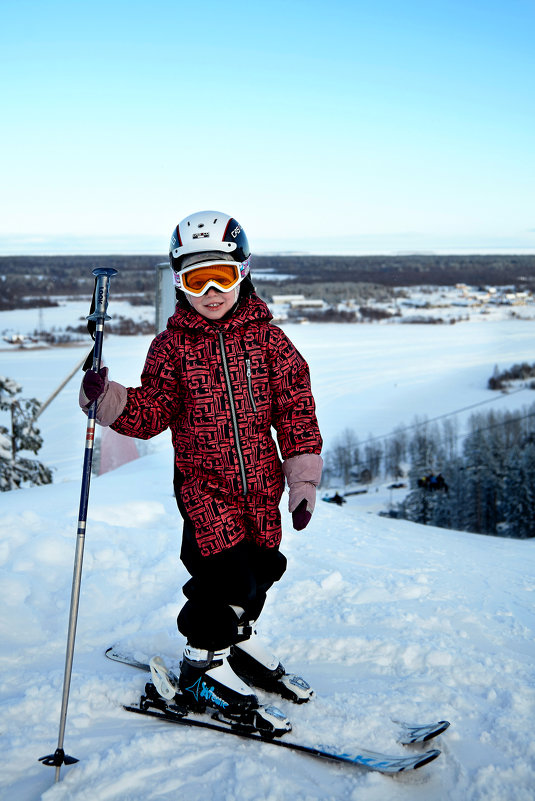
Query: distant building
289 299 325 309
272 294 306 304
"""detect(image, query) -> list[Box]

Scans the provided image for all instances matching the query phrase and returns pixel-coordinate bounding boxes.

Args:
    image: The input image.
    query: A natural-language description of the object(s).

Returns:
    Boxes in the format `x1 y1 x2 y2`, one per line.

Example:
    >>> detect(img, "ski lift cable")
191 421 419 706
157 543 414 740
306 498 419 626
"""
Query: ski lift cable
363 387 529 447
460 409 535 441
443 409 535 472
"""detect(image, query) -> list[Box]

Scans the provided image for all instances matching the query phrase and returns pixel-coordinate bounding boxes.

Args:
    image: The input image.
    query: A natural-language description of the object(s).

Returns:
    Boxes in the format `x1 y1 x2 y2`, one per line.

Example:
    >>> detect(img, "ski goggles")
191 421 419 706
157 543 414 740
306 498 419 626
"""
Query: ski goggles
173 259 249 296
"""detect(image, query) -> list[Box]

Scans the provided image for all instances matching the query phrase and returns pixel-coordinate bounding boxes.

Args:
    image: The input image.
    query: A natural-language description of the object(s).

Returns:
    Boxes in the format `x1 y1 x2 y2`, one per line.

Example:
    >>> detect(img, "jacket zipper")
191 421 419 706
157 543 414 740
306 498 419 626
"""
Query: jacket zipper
244 353 257 413
217 332 248 496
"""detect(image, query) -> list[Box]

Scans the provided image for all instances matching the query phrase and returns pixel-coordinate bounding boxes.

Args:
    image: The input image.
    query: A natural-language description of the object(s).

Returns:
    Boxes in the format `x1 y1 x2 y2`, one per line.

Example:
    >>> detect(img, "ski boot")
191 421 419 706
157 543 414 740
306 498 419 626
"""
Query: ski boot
177 645 258 715
148 650 291 737
228 622 314 704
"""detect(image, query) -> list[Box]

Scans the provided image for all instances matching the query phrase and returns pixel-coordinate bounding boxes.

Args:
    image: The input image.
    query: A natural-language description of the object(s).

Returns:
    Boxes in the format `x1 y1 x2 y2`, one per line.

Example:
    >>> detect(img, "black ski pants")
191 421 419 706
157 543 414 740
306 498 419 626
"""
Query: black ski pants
174 471 287 651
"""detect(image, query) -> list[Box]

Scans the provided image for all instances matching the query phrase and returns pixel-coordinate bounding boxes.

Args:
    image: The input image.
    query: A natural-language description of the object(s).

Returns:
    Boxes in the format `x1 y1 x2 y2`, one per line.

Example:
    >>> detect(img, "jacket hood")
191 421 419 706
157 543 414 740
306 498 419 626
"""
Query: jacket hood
166 292 273 334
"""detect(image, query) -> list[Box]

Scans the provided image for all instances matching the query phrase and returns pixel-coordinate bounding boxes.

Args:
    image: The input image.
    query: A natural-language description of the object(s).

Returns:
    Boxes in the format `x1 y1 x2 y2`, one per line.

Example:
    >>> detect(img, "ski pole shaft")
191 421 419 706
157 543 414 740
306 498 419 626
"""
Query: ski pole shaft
41 267 117 782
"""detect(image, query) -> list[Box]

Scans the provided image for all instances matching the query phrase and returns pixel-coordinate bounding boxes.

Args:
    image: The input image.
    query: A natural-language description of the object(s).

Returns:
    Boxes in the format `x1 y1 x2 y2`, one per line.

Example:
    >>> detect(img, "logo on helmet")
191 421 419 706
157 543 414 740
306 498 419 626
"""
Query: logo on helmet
231 225 241 239
192 232 210 239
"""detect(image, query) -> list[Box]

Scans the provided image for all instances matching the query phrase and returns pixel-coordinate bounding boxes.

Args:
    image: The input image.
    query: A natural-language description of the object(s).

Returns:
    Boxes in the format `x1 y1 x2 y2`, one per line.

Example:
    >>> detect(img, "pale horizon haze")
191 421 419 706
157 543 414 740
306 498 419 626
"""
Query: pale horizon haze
1 0 534 256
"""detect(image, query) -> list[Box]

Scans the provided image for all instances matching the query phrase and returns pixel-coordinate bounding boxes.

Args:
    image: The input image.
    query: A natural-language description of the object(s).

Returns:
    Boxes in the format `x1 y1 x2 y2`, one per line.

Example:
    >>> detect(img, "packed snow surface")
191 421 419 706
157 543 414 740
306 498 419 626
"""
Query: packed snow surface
1 315 535 800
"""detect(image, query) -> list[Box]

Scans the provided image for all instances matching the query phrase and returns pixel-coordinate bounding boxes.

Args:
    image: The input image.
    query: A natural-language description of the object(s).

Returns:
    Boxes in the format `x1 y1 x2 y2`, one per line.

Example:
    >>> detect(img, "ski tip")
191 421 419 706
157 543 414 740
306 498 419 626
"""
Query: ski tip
394 718 451 744
414 749 441 770
422 720 450 741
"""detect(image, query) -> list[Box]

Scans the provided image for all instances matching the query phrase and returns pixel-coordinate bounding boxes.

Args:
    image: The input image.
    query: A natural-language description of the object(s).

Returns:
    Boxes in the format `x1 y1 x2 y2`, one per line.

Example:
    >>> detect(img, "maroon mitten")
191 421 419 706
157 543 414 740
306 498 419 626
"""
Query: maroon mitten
82 367 107 402
292 499 312 531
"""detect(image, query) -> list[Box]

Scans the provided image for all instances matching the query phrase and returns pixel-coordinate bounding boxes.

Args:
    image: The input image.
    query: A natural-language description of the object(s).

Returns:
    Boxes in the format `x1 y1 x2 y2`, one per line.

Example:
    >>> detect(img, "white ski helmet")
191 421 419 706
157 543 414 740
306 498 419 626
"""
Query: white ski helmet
169 210 251 292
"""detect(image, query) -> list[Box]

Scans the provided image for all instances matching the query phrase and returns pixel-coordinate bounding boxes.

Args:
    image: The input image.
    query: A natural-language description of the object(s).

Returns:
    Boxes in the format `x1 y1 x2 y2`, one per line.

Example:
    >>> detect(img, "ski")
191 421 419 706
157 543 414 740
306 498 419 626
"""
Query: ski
123 698 441 774
105 646 450 745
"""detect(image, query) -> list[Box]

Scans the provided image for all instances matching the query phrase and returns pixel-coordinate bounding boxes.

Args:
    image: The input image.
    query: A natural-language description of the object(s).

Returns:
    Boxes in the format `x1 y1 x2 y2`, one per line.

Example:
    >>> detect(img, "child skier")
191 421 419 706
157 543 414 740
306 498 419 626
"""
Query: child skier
80 210 323 717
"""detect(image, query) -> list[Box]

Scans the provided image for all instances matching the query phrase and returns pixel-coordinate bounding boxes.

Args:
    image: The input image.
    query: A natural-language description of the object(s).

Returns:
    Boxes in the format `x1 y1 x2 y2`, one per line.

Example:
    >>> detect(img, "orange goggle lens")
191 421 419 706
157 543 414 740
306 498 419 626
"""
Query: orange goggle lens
181 263 241 295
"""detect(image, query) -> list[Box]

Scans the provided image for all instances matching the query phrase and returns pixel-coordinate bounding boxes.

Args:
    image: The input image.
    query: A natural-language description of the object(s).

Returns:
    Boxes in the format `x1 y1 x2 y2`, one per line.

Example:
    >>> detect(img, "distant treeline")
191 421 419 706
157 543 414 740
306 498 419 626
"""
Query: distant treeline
1 253 534 310
254 253 535 288
0 255 158 310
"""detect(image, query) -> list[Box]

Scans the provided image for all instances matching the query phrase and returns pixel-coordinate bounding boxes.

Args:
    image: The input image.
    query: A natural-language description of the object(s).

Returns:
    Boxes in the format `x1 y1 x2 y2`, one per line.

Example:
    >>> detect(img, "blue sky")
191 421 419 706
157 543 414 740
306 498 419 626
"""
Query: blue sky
1 0 534 254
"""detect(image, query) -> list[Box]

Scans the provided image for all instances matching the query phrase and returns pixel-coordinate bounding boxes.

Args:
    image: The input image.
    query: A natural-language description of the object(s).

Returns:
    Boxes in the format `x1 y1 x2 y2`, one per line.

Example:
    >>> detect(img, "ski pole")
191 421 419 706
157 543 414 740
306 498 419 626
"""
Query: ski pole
40 267 117 782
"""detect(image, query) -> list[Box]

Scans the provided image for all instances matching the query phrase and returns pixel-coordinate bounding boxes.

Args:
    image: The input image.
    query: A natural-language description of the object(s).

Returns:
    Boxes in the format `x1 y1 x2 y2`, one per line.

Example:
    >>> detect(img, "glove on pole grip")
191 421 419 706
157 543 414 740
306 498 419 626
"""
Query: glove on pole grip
40 267 117 783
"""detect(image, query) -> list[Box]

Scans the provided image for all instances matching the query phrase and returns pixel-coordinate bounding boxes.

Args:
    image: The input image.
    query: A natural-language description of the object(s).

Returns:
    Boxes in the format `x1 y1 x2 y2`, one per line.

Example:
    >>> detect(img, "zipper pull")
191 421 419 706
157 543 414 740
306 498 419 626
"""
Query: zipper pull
244 351 257 413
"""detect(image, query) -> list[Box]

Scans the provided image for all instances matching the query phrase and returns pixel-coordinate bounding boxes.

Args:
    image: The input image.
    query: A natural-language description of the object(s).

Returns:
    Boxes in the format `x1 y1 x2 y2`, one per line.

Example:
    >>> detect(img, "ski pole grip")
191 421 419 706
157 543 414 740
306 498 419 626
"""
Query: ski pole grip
84 268 118 373
86 267 118 324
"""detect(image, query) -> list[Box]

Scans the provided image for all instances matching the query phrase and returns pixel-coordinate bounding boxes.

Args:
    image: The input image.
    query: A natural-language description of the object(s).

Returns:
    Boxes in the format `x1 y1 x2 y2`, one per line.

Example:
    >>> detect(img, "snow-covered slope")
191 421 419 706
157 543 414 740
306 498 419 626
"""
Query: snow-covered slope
1 316 535 799
1 447 534 801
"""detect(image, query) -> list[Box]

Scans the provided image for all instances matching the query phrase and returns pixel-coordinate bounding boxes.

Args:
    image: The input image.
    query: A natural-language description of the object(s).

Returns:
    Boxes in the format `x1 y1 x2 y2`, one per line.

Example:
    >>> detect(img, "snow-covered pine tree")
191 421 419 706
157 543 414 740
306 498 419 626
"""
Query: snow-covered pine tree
398 420 438 524
0 376 53 491
462 415 497 534
501 442 535 538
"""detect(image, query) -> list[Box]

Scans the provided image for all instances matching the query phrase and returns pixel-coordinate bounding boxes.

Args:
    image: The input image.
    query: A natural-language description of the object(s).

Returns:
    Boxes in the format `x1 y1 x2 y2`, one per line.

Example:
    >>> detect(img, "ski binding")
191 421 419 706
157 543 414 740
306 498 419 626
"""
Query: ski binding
147 655 291 737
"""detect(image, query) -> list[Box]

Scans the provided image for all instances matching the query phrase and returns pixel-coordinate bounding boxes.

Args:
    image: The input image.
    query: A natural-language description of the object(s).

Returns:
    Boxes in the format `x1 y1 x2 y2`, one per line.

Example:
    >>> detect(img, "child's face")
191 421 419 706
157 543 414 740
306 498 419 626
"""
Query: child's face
188 286 238 320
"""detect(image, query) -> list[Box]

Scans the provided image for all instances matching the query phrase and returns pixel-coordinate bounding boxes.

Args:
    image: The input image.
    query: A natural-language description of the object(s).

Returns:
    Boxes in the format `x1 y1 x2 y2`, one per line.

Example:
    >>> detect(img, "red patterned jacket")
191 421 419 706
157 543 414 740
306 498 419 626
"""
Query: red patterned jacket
111 294 322 502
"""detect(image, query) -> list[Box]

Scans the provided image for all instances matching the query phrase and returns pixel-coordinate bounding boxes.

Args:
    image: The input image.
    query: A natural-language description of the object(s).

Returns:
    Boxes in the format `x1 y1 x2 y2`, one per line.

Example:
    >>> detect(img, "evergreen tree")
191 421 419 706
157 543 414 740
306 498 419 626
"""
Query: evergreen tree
501 443 535 538
439 457 467 531
518 443 535 538
401 485 432 525
408 418 443 479
0 376 53 491
462 416 496 534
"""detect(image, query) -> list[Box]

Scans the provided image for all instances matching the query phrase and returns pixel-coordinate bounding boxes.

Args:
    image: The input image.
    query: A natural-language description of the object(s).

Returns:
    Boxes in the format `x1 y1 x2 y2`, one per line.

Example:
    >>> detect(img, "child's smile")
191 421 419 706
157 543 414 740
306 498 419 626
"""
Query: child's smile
189 287 237 320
